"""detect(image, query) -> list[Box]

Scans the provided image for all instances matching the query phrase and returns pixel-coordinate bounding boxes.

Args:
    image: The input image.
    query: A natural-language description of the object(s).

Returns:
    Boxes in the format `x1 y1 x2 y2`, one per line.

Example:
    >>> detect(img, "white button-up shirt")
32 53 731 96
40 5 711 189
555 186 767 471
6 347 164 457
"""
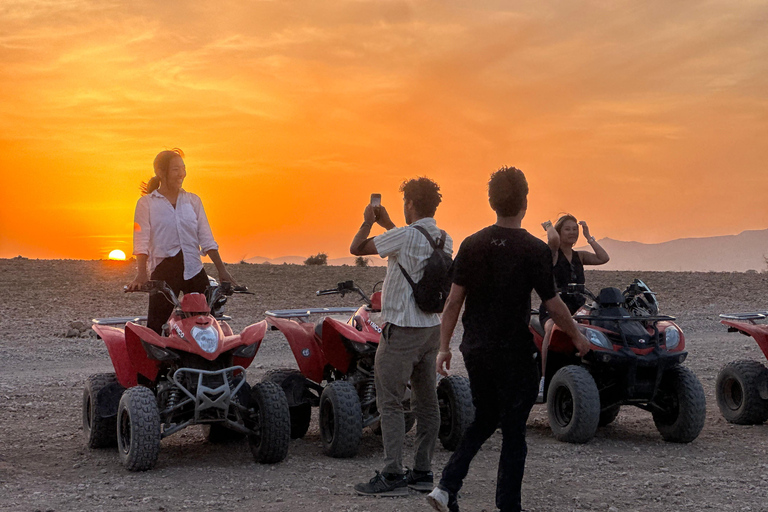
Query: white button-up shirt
374 217 453 328
133 189 218 280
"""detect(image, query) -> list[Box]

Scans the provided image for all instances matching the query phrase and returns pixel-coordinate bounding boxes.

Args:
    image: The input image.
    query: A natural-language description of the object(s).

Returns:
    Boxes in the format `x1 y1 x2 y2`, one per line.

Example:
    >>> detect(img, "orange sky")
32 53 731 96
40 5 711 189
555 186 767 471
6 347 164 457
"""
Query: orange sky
1 1 767 262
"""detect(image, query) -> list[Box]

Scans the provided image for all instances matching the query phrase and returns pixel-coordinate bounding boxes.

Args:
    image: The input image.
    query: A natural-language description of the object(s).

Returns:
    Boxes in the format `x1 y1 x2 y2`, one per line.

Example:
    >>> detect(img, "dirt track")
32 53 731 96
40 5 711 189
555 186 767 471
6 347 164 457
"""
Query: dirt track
2 259 768 512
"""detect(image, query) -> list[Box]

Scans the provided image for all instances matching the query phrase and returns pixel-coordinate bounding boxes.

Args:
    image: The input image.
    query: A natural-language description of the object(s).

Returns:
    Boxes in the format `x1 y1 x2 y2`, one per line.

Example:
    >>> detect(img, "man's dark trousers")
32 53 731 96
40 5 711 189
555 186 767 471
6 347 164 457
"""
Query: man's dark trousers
438 348 538 512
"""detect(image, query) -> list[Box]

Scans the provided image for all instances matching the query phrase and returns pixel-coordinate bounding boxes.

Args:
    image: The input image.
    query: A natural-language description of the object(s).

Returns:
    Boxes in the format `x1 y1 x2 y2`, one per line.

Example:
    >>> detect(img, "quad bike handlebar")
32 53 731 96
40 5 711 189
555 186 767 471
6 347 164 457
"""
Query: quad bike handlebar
124 280 253 309
316 280 371 304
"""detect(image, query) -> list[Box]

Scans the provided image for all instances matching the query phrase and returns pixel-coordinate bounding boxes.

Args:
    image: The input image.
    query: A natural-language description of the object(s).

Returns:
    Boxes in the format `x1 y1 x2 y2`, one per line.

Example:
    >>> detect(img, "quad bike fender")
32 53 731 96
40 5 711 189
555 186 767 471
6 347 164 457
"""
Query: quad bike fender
721 319 768 360
229 320 267 369
92 324 143 389
124 323 166 385
321 318 380 375
267 316 326 383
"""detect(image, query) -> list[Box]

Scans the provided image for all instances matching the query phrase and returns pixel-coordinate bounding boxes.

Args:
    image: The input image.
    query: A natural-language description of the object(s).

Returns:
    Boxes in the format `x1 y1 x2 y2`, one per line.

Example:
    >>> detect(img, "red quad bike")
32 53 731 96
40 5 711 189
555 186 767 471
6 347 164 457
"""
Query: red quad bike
529 279 706 444
264 280 474 458
84 280 291 471
715 311 768 424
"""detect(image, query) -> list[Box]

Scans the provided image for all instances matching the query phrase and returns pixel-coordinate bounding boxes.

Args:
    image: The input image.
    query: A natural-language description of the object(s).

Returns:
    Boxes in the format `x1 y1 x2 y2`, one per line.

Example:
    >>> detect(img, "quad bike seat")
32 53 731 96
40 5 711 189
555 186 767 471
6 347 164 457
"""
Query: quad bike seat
530 314 545 337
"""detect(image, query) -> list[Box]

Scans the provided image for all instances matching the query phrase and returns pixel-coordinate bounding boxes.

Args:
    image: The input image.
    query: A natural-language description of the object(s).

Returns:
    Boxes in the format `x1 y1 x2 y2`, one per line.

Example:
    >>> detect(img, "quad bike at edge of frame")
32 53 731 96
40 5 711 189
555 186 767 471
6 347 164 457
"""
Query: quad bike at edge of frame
529 279 706 444
715 310 768 425
84 279 291 471
264 280 475 458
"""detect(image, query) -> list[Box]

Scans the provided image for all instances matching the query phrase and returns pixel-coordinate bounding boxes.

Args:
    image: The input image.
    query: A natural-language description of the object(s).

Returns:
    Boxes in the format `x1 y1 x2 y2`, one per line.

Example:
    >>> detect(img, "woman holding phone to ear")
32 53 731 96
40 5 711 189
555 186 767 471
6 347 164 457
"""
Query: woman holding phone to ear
127 148 237 335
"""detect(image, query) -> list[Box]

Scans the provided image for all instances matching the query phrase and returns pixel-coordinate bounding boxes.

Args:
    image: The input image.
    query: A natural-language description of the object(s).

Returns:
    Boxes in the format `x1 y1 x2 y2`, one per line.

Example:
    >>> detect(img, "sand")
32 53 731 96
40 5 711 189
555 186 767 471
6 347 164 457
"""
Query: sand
1 258 768 511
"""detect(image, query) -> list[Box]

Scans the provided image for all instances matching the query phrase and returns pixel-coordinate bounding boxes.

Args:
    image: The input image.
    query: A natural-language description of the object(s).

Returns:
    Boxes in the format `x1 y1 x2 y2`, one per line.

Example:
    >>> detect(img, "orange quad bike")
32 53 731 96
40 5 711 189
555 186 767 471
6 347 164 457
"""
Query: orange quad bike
264 280 474 458
716 311 768 424
530 279 706 444
84 280 290 471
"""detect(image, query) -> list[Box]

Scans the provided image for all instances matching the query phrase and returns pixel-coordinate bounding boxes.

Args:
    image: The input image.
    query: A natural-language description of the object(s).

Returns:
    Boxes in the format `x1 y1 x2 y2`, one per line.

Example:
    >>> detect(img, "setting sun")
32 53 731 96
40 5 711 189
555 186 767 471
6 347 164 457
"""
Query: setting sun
108 250 126 261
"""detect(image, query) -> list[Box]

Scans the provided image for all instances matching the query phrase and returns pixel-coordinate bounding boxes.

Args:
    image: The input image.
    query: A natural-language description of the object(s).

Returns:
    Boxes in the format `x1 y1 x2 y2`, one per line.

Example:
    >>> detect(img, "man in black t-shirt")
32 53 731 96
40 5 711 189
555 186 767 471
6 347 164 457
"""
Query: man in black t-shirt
427 167 591 512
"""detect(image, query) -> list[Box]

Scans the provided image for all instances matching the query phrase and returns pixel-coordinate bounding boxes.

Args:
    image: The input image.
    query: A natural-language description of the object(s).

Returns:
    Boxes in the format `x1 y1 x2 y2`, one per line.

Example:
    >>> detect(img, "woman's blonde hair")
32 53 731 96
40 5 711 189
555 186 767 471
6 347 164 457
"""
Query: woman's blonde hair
140 148 185 195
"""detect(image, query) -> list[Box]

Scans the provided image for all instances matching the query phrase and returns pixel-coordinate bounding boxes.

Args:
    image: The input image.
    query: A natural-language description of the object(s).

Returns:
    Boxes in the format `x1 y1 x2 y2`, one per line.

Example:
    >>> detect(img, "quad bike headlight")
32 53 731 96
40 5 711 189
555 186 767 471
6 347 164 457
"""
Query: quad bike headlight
580 327 613 350
191 326 219 353
664 326 680 350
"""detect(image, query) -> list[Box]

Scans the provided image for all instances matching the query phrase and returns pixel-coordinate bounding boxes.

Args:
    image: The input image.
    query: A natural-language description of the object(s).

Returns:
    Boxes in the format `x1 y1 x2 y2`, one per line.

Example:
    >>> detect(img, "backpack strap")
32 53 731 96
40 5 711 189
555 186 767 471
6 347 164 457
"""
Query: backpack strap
411 225 445 250
397 225 445 286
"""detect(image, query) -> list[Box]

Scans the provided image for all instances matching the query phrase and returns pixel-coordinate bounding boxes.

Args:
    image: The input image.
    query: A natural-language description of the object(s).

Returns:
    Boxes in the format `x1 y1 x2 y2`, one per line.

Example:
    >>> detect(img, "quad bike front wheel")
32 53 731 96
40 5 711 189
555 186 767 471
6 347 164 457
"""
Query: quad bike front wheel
652 365 706 443
83 373 124 448
437 375 475 451
715 360 768 425
116 386 161 471
263 368 313 439
547 365 600 444
319 380 362 458
247 381 291 463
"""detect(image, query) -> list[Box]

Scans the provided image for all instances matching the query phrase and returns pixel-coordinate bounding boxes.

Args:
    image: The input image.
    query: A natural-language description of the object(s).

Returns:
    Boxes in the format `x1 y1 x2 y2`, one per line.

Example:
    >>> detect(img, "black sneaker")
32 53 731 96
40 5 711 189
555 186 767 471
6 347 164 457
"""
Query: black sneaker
405 468 433 491
354 471 408 496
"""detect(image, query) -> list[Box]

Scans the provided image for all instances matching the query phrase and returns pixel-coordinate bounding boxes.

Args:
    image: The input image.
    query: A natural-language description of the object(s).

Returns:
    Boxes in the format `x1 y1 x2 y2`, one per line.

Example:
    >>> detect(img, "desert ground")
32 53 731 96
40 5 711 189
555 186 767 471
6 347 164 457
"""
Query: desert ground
2 258 768 512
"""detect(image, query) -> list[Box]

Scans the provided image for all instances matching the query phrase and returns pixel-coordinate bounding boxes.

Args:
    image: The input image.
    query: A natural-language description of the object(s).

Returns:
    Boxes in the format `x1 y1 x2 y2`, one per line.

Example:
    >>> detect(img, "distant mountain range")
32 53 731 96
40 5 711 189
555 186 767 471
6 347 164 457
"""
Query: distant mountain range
245 229 768 272
244 255 387 267
577 229 768 272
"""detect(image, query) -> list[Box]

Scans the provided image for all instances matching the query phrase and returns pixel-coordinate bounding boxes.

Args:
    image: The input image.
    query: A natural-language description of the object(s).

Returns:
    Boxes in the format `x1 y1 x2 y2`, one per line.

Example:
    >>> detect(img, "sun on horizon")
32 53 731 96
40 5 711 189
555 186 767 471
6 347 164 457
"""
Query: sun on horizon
108 250 126 261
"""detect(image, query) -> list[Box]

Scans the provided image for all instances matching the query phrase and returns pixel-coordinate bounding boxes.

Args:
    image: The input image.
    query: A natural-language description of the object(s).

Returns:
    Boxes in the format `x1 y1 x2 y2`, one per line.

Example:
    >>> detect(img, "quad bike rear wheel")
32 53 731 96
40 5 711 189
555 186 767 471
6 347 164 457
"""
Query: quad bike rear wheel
83 373 124 448
547 365 600 443
598 405 621 427
203 379 251 443
715 360 768 425
437 375 475 451
263 369 312 439
203 424 245 443
117 386 161 471
652 365 706 443
319 380 362 458
247 381 291 463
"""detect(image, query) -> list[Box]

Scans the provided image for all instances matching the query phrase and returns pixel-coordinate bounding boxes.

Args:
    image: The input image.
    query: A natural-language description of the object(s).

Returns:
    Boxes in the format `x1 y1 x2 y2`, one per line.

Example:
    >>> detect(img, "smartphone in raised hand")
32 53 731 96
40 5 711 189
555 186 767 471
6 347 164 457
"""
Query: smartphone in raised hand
370 193 381 207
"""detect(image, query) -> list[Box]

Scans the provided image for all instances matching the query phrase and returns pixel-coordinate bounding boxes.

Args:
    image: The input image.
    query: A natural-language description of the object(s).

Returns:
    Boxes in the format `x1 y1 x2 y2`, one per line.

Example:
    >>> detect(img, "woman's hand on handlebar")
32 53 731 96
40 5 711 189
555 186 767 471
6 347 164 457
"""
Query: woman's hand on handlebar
218 268 239 287
126 272 148 292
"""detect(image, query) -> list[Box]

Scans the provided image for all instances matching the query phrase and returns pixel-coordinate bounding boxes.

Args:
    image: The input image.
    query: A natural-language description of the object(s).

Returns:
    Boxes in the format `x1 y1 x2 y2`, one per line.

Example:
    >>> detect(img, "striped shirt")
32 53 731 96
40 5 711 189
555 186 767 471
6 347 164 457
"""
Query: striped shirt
133 189 218 280
374 217 453 327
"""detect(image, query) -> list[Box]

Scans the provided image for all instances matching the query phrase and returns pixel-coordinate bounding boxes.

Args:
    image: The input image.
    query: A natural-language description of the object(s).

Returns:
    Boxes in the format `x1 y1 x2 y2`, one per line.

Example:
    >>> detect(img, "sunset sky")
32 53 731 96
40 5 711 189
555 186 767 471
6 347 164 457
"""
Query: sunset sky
1 1 767 262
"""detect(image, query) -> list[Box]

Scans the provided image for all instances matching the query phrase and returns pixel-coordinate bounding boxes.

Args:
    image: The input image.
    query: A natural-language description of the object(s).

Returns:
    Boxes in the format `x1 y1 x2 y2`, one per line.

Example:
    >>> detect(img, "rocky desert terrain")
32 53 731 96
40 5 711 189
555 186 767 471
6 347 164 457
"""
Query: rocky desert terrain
2 258 768 512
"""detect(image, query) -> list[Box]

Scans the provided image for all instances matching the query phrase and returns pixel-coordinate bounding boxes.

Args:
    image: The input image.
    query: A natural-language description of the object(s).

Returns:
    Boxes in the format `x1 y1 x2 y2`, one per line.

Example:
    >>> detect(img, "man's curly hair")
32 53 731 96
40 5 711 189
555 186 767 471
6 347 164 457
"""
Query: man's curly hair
488 166 528 217
400 177 442 217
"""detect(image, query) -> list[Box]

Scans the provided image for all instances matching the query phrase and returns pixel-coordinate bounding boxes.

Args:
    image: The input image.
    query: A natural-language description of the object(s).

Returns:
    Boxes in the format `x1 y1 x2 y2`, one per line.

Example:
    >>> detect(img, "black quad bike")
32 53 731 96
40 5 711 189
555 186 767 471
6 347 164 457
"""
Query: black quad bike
530 279 706 444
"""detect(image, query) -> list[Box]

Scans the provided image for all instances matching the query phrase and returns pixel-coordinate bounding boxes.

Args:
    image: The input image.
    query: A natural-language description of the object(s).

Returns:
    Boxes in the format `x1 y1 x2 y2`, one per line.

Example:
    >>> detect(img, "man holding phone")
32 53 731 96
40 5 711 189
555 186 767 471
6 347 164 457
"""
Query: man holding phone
350 178 453 497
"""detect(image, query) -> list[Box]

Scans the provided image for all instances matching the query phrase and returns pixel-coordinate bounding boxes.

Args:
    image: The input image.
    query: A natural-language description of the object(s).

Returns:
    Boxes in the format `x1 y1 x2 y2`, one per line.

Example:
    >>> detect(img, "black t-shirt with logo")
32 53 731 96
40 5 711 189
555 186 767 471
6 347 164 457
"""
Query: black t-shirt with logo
453 225 556 357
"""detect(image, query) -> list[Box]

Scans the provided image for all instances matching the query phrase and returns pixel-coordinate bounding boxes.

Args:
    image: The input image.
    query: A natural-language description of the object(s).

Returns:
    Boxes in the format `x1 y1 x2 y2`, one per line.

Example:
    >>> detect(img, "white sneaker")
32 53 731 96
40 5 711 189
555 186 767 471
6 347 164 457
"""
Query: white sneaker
427 487 450 512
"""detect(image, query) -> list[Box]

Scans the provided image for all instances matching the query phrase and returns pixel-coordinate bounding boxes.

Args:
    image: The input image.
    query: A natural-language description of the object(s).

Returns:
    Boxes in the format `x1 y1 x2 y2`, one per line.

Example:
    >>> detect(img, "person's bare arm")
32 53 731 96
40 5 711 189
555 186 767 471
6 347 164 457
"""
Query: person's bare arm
127 254 149 291
542 220 560 265
436 284 467 376
577 221 609 265
207 249 239 286
350 204 395 256
543 295 591 356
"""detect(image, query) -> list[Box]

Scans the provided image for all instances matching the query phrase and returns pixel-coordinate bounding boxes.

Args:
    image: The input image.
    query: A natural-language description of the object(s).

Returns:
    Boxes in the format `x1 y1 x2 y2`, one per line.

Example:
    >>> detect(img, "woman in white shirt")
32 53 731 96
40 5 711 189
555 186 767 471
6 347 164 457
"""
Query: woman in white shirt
127 148 237 334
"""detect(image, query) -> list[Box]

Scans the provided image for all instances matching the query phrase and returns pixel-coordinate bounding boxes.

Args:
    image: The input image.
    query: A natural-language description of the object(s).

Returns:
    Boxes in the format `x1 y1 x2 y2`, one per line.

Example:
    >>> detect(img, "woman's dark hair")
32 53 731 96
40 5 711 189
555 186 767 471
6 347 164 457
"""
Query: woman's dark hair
140 148 185 195
555 214 578 234
488 166 528 216
400 177 442 217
